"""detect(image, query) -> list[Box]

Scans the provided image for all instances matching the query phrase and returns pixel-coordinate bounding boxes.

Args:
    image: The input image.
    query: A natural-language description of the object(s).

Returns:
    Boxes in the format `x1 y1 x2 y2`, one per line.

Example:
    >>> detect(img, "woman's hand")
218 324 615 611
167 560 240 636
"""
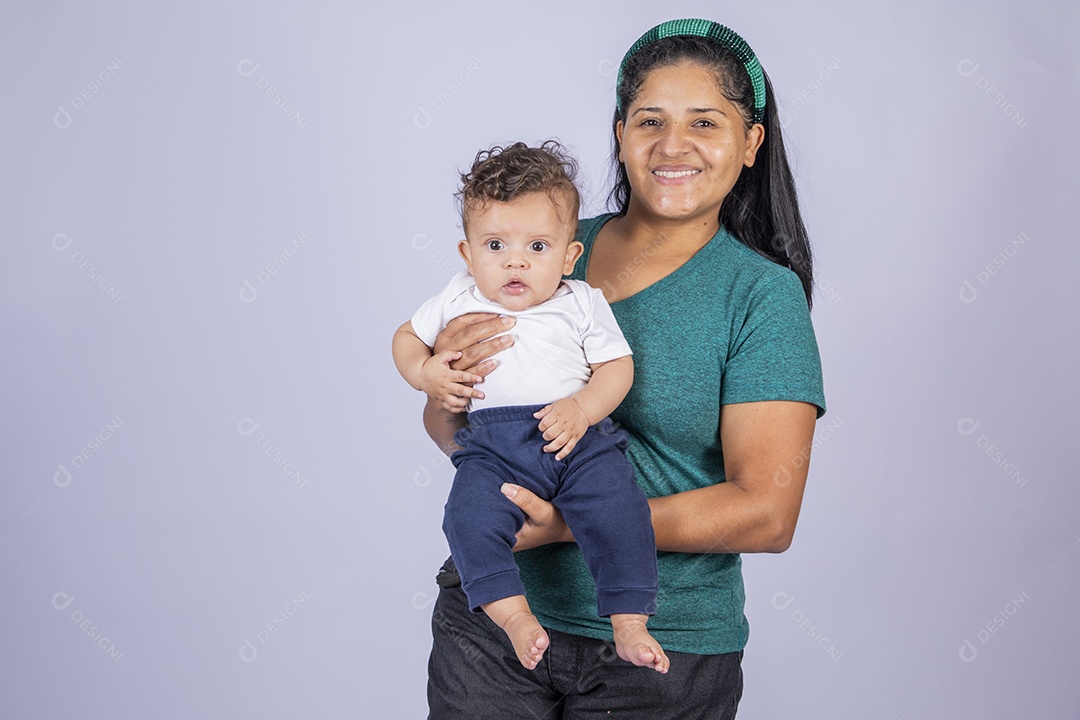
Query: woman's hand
422 313 516 452
500 483 574 551
433 312 516 376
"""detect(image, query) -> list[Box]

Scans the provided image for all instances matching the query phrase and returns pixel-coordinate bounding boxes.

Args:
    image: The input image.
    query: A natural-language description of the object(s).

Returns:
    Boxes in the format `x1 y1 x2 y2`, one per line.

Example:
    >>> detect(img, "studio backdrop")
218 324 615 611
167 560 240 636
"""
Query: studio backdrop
3 1 1077 718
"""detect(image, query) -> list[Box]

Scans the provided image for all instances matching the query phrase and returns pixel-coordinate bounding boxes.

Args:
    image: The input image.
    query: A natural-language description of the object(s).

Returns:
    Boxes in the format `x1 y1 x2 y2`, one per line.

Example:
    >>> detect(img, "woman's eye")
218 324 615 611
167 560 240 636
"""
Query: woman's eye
530 241 547 252
486 240 503 251
695 119 716 127
641 118 660 127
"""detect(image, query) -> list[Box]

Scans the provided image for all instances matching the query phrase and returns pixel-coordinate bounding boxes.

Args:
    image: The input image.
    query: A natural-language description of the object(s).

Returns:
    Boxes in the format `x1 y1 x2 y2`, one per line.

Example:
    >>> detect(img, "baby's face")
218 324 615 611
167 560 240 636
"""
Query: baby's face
458 192 583 312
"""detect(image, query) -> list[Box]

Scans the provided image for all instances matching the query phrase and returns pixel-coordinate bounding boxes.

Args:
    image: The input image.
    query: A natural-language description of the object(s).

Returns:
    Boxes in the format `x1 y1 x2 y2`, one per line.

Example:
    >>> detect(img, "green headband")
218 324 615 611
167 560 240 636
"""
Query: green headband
616 19 767 124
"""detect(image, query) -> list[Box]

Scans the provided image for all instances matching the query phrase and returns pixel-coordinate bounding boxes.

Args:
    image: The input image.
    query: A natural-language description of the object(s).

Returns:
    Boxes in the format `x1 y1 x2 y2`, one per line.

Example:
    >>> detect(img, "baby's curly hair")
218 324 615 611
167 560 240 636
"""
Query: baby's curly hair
458 141 580 232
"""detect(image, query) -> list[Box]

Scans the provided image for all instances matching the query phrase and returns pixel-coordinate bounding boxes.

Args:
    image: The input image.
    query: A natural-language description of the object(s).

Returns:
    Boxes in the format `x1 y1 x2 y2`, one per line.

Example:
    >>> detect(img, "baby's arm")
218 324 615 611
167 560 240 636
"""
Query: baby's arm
534 354 633 461
392 320 484 413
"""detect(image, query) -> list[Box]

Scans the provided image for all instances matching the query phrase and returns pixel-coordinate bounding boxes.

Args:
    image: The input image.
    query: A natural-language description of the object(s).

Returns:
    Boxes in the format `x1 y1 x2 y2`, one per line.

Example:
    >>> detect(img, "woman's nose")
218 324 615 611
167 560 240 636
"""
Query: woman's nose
657 124 691 156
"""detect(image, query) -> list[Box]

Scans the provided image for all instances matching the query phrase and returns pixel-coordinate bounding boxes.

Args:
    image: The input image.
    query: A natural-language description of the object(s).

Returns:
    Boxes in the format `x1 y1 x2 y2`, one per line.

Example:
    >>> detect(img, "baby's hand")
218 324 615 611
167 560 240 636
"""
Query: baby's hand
421 350 484 413
534 398 590 461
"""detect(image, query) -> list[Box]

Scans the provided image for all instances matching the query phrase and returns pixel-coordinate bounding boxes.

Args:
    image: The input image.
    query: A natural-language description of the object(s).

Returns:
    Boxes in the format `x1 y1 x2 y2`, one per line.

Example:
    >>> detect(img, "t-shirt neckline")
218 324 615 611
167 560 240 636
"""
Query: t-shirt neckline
580 213 731 306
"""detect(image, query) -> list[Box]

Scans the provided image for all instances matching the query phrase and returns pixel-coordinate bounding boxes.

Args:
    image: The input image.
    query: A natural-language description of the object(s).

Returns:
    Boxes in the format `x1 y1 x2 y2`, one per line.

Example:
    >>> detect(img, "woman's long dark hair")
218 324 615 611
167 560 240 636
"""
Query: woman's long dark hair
608 35 814 308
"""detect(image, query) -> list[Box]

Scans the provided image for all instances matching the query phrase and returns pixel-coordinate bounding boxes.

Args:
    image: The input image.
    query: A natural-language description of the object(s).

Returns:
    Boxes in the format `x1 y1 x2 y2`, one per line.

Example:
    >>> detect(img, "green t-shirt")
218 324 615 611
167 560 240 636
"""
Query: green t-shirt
517 214 827 655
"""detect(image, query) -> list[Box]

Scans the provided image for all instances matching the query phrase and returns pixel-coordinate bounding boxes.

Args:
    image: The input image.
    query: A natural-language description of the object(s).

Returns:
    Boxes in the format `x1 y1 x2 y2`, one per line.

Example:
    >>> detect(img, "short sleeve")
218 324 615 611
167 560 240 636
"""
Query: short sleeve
720 271 826 417
409 271 470 347
576 283 633 364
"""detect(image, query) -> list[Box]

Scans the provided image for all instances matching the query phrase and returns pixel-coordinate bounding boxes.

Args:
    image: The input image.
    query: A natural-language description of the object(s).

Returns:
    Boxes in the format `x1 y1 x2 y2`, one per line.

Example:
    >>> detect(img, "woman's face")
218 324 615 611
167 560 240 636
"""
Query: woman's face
617 62 764 225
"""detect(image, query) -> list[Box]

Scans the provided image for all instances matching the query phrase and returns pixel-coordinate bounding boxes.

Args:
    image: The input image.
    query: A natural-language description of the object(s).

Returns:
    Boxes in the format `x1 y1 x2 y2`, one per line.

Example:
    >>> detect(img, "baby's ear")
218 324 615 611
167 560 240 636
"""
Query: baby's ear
563 240 584 274
457 239 472 267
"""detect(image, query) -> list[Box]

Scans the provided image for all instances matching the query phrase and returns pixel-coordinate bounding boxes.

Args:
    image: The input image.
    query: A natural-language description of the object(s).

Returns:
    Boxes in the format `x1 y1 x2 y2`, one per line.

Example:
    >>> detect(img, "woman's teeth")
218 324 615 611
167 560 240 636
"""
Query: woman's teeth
654 169 699 178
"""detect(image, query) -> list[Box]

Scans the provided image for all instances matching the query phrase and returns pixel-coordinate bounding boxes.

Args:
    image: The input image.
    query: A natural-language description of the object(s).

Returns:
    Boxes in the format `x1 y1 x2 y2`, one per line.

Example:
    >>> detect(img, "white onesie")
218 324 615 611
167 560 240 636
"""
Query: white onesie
410 270 632 412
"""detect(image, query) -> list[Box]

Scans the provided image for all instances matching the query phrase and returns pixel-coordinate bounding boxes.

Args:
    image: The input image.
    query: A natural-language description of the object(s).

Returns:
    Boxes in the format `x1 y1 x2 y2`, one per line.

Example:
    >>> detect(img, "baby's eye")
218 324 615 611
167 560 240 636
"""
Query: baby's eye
530 241 547 252
486 239 504 251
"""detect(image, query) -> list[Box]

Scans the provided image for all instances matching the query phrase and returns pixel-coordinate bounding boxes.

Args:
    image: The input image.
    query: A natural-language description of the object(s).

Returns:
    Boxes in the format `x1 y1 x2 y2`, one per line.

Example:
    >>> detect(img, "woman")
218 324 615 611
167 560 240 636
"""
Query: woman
421 19 825 719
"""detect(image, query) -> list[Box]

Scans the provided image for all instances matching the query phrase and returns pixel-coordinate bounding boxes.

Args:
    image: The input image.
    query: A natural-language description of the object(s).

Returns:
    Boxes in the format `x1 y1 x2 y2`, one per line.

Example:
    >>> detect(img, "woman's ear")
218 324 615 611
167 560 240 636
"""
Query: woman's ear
615 120 625 164
743 123 765 167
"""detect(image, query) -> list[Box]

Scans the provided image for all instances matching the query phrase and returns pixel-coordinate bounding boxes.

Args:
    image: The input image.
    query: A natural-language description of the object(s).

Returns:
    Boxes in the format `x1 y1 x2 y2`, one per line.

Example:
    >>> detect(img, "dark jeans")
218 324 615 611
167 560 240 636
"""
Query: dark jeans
427 557 743 719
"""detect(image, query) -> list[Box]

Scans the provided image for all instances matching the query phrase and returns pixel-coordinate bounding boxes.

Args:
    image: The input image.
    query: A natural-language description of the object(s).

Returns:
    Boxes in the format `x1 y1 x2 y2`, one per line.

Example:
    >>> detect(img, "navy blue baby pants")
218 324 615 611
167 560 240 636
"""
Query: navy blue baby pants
445 404 658 618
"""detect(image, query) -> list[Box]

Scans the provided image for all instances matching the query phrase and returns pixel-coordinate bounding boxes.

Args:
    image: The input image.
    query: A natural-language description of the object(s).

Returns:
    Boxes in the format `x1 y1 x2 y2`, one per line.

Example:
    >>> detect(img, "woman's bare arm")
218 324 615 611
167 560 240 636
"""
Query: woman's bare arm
509 400 819 554
423 397 470 454
649 400 818 553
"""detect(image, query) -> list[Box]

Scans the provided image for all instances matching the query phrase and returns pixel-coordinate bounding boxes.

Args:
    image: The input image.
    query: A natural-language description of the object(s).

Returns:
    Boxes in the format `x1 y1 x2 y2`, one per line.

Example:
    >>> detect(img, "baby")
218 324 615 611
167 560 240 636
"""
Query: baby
392 141 668 673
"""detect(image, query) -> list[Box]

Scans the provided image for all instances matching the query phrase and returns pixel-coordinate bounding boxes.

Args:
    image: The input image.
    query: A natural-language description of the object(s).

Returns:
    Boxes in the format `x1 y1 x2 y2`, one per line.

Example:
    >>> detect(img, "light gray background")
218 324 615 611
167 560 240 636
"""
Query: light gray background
3 1 1077 718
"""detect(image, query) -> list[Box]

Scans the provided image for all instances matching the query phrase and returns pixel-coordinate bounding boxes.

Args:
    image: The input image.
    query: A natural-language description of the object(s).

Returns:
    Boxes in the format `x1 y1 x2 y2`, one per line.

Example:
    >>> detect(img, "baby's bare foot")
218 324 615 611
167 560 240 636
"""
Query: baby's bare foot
502 610 549 670
482 595 550 670
611 614 670 674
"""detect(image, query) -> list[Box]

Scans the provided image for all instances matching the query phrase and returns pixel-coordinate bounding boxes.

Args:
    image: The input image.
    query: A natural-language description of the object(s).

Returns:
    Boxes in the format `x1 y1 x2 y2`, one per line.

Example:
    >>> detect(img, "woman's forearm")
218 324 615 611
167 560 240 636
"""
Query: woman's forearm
650 400 818 554
422 397 468 456
506 401 816 555
508 470 798 554
649 480 798 554
522 479 802 553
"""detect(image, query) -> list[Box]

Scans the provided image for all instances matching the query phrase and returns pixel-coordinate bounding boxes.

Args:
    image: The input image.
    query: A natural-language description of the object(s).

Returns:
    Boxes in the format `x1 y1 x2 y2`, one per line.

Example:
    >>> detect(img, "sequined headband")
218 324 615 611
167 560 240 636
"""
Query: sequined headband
616 19 767 124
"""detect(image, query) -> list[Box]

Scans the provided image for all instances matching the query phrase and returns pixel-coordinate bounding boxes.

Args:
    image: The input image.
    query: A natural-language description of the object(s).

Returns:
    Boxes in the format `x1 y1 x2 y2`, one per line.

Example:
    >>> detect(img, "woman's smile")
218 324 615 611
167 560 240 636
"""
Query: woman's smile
652 165 702 182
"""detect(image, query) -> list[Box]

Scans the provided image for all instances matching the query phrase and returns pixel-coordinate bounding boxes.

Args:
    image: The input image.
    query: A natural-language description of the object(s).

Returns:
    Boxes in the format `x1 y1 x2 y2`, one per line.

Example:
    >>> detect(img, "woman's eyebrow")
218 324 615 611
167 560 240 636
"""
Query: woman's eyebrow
631 106 726 116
